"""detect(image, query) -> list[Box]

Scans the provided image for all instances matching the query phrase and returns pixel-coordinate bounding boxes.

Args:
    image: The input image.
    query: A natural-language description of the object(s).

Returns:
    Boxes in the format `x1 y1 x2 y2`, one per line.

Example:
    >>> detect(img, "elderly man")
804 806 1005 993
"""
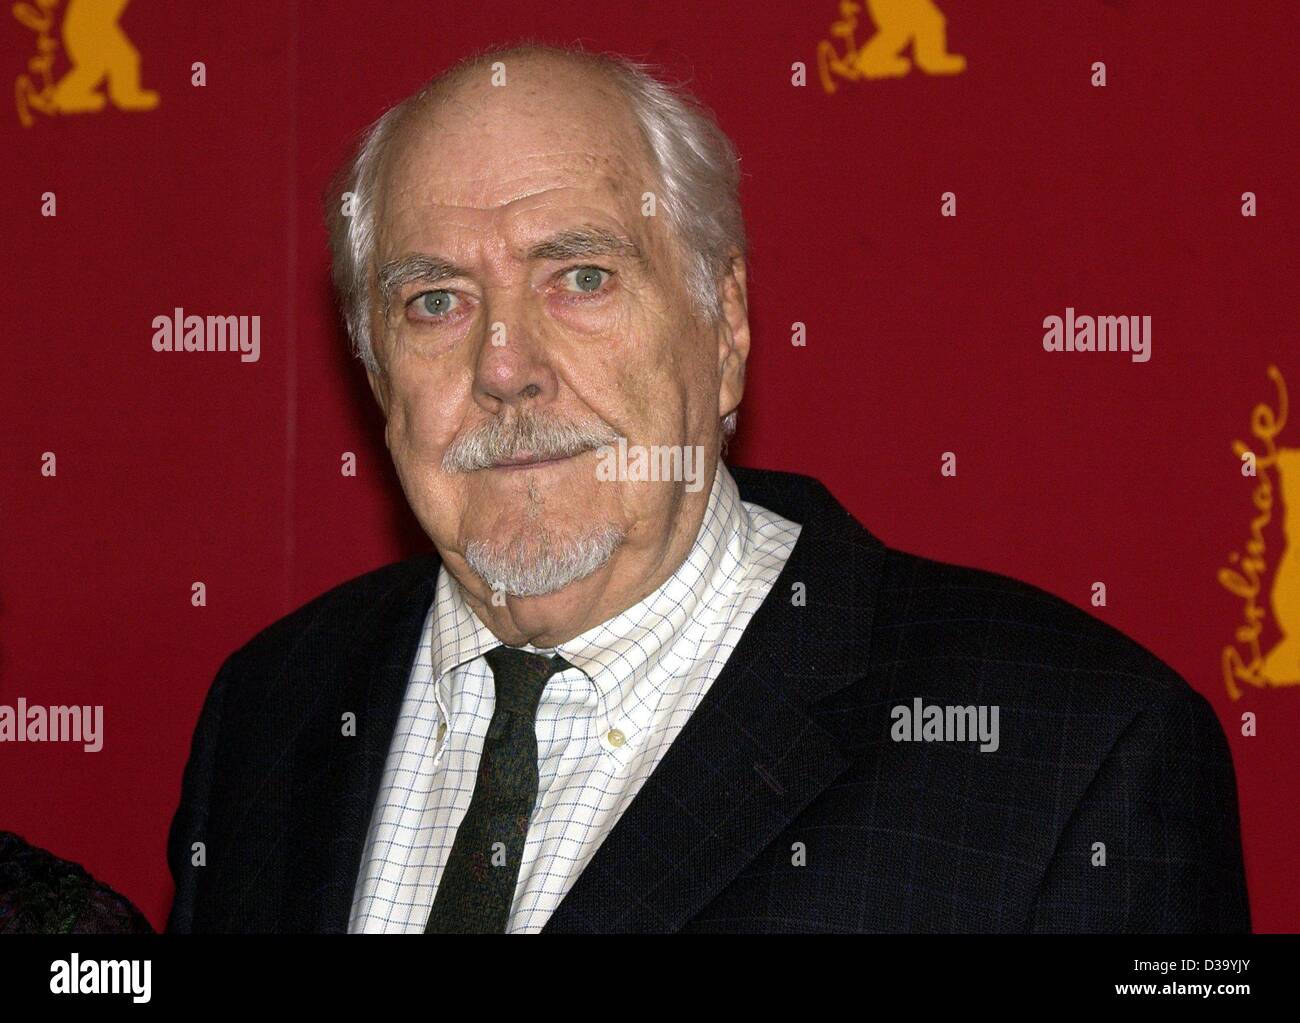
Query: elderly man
166 43 1249 934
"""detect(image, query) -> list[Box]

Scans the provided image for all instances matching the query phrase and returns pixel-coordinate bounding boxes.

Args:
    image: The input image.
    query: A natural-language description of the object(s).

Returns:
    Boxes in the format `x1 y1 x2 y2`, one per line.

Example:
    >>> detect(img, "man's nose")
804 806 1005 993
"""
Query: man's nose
470 316 559 414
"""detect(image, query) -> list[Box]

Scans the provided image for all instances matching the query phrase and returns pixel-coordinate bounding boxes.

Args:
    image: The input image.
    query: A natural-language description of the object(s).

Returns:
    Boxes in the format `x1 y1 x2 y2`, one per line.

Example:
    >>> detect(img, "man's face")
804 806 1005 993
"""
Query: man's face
365 60 743 613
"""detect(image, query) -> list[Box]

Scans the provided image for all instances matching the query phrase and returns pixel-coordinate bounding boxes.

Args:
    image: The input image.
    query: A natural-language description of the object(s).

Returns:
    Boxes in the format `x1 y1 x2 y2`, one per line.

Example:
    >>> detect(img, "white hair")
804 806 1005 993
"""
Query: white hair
465 522 628 598
440 408 619 475
324 41 744 441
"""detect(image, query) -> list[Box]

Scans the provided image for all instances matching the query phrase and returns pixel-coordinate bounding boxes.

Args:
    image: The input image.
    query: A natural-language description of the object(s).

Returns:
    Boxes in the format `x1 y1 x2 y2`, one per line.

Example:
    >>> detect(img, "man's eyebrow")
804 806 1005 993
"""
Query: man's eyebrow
378 226 647 299
525 225 647 265
378 254 467 300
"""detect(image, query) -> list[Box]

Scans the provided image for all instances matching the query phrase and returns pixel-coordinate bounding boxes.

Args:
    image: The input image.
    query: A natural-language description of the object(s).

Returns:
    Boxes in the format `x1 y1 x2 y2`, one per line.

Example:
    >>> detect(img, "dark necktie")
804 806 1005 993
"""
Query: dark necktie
424 645 572 933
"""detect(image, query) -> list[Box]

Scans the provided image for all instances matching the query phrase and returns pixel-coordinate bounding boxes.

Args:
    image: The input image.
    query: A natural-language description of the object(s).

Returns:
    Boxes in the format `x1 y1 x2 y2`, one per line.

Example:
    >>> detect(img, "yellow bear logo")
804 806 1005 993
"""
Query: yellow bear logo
819 0 967 93
14 0 159 126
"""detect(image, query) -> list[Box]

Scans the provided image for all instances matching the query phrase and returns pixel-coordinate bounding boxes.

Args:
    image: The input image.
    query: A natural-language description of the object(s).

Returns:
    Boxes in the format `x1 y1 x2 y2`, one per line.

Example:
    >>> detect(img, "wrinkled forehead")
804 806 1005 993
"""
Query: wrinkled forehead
375 67 662 259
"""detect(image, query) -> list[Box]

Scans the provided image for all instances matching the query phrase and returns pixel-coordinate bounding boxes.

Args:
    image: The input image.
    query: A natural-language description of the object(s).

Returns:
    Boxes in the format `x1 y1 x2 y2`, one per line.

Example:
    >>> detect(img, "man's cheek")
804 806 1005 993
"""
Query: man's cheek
384 403 433 491
590 334 658 428
382 398 411 457
627 385 659 437
389 394 438 457
608 360 668 437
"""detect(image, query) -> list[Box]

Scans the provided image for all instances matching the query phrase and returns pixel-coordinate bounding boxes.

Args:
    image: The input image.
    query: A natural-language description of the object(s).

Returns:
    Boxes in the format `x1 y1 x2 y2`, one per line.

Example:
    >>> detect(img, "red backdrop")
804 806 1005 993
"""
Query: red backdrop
3 0 1297 932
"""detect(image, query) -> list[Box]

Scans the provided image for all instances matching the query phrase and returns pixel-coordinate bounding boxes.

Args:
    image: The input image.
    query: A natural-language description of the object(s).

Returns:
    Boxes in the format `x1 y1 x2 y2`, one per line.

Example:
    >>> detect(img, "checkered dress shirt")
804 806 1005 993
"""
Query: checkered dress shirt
348 462 801 933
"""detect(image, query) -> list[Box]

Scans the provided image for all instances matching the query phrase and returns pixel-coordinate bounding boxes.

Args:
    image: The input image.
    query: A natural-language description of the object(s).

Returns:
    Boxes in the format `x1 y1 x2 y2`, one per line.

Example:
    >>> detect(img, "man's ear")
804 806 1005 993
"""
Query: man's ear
716 251 751 419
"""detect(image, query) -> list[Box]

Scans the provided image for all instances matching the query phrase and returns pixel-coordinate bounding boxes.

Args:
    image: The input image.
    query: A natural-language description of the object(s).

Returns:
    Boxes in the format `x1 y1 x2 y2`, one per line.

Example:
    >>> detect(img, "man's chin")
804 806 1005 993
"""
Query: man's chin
462 523 626 599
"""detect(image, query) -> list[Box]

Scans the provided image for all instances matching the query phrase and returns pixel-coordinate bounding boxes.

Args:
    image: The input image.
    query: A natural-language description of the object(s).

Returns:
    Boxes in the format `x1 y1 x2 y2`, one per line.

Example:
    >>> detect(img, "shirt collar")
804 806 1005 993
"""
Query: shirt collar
427 564 502 684
430 460 749 726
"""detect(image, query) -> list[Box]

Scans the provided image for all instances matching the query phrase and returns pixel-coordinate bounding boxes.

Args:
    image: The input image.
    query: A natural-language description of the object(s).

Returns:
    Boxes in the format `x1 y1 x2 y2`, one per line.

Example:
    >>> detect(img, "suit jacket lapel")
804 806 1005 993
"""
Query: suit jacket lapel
543 468 884 932
282 556 440 932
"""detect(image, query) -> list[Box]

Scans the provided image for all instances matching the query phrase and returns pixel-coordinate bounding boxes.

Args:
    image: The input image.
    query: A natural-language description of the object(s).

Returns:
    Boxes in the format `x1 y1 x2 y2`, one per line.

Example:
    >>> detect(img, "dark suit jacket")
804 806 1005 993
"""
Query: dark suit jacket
165 466 1251 933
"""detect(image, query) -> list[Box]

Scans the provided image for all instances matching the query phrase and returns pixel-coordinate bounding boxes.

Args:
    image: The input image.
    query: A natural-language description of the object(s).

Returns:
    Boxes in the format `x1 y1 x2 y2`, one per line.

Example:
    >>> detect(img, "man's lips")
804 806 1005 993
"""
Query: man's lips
488 450 582 470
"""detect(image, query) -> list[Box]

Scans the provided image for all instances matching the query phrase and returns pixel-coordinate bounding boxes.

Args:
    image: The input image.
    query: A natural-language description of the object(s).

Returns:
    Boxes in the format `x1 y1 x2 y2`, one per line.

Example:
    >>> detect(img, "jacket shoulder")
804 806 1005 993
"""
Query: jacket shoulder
227 553 439 671
870 544 1198 716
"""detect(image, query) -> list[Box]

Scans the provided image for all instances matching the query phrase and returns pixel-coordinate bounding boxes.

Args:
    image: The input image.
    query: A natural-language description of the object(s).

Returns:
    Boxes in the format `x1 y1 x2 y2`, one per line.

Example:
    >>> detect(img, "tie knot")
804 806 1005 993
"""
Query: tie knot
483 646 571 717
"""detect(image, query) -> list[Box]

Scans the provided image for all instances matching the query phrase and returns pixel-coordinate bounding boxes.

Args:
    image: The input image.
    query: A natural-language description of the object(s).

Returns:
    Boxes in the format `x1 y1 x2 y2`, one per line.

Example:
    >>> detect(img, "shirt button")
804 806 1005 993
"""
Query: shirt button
437 722 447 742
606 728 626 748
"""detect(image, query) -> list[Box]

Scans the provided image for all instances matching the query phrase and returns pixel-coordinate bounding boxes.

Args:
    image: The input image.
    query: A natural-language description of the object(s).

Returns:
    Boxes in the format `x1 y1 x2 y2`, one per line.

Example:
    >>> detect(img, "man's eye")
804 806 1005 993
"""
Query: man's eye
408 290 458 318
561 266 612 294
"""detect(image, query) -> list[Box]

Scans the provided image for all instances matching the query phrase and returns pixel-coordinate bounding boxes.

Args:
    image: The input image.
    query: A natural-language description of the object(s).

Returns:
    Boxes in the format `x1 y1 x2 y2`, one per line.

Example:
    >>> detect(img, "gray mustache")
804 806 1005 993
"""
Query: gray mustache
441 411 620 473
